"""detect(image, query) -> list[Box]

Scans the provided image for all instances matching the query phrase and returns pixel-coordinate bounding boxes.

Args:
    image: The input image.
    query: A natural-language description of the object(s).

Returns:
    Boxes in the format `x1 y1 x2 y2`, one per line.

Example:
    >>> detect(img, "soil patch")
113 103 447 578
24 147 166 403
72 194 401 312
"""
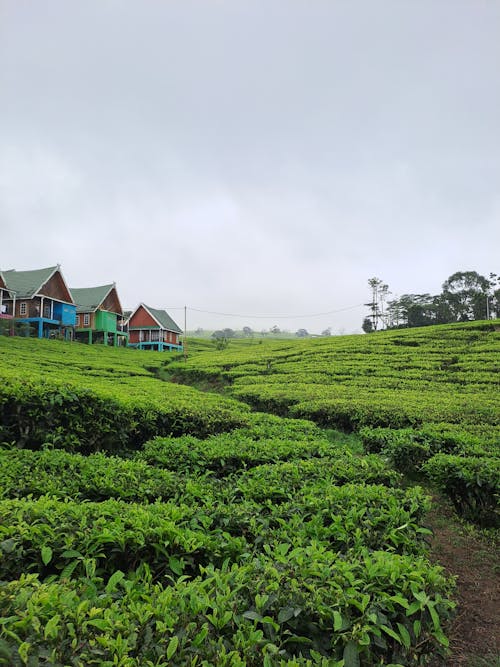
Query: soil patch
427 498 499 666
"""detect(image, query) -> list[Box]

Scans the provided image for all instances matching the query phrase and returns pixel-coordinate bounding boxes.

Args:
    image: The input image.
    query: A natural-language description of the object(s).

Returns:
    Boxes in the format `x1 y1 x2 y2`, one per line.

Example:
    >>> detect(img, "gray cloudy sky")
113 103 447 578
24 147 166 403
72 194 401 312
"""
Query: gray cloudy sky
1 1 499 334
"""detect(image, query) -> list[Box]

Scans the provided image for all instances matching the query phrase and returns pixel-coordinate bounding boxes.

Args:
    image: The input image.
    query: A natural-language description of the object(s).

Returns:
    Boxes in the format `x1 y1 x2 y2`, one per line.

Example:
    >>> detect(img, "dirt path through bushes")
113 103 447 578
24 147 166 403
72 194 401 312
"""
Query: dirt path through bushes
427 500 499 666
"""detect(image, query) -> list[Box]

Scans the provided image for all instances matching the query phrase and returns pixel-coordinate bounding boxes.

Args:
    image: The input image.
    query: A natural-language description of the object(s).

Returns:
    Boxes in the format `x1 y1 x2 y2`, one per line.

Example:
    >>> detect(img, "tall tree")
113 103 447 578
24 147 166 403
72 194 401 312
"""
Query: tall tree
441 271 490 321
487 273 500 319
295 328 309 338
364 278 389 330
362 317 374 333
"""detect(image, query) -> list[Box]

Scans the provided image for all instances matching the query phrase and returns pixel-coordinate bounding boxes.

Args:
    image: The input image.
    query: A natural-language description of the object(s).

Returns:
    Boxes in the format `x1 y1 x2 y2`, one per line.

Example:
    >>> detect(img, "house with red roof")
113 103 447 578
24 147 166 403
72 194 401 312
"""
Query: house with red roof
127 304 183 351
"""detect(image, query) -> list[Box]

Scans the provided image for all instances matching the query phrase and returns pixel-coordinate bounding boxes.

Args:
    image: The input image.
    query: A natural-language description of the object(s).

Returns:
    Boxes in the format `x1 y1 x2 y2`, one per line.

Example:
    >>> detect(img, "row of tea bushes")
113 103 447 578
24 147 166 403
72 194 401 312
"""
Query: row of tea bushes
0 449 179 502
423 455 500 528
169 322 500 433
0 481 432 568
222 456 399 503
0 547 455 666
360 424 499 465
0 497 246 582
359 425 500 527
0 372 250 452
193 483 432 558
136 436 358 477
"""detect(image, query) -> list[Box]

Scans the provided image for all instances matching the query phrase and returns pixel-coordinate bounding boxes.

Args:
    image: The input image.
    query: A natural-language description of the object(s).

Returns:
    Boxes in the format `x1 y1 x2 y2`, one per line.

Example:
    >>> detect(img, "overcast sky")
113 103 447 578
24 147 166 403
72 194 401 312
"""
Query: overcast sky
1 1 499 334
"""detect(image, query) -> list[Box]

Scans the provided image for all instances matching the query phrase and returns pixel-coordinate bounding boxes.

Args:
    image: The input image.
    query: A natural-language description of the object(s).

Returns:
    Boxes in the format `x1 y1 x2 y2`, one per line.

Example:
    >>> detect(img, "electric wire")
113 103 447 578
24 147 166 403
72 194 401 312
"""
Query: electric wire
160 304 364 319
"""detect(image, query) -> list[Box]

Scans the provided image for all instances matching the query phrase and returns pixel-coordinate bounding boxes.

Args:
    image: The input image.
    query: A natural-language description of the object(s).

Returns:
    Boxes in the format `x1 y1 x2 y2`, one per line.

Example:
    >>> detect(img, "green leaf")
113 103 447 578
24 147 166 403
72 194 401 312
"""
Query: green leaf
278 607 295 624
192 626 209 647
380 624 402 644
428 603 441 631
243 610 262 622
44 614 60 639
41 546 53 566
0 539 15 554
168 556 183 576
406 600 422 616
397 623 411 649
343 641 360 667
61 550 83 559
60 560 79 580
106 570 125 593
390 595 409 609
166 636 179 660
85 619 109 631
18 641 30 665
433 629 449 647
333 610 344 632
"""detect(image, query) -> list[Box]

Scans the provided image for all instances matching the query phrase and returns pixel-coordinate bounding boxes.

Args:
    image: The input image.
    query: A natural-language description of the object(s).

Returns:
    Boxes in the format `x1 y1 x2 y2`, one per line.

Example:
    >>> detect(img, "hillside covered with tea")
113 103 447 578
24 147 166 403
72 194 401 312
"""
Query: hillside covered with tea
0 322 498 665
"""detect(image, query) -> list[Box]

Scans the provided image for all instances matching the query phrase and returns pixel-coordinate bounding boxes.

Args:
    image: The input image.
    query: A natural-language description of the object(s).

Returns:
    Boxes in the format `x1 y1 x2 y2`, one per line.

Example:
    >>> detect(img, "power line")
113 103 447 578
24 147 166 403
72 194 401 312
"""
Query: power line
186 303 365 320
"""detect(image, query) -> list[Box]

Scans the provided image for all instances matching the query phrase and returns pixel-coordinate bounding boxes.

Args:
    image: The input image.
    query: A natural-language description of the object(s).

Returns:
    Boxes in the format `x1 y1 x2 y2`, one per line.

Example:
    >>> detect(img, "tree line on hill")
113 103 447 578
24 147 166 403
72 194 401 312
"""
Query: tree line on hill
190 326 319 347
363 270 500 332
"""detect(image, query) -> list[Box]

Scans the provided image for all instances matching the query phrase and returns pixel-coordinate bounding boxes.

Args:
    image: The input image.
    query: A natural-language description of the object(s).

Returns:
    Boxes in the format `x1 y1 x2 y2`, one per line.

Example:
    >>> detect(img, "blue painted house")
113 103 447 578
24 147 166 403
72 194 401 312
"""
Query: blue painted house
2 265 76 339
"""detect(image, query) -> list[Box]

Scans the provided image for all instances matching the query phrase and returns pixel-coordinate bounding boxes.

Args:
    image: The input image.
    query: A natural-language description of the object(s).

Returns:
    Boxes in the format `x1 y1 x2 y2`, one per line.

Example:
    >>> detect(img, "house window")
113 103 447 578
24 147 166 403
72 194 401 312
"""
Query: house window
76 315 80 327
20 302 27 316
83 314 90 326
151 330 159 341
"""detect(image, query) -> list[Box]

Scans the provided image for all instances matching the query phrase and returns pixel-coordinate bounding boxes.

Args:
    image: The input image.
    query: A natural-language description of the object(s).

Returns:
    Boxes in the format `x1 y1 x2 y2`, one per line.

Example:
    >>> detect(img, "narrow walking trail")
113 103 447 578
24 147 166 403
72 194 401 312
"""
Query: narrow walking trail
427 499 499 666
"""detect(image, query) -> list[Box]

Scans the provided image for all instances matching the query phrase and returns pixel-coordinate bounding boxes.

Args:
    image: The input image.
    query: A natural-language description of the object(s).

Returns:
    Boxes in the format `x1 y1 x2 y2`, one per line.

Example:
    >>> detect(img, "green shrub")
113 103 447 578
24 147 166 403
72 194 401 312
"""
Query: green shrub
0 546 455 666
0 497 246 581
422 455 500 527
0 449 179 502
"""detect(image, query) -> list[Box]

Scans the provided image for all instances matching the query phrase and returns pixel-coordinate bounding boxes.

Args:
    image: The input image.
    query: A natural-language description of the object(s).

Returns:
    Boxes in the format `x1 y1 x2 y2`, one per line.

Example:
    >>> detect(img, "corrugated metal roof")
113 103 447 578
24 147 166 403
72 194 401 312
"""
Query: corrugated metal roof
147 305 182 333
128 304 182 333
2 266 58 299
70 285 115 313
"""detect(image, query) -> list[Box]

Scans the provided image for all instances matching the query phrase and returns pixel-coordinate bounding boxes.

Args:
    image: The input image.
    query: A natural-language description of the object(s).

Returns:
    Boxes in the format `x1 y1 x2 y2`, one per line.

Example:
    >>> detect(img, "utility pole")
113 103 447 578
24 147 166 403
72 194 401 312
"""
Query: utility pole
184 305 188 361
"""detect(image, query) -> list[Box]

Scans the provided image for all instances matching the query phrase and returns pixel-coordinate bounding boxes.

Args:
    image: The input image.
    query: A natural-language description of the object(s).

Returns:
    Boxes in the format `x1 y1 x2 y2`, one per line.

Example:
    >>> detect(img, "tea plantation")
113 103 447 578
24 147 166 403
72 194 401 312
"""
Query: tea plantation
0 323 498 666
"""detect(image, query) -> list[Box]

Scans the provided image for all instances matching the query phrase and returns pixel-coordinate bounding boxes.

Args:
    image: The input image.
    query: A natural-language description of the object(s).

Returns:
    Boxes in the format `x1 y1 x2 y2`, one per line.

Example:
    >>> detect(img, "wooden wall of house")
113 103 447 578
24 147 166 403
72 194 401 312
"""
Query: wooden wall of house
129 306 157 328
76 312 95 329
102 289 122 315
39 272 73 303
15 297 42 318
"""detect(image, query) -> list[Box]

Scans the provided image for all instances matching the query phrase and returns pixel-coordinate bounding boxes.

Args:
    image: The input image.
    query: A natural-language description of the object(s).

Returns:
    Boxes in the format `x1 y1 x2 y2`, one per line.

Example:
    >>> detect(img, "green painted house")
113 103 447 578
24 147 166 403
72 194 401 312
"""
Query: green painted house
71 284 128 346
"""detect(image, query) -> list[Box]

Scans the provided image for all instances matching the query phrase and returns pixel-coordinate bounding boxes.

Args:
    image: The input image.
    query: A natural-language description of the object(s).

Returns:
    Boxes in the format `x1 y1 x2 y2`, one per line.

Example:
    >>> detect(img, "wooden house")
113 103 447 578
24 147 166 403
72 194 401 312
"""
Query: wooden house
71 283 128 346
2 265 76 339
0 272 14 331
127 303 183 351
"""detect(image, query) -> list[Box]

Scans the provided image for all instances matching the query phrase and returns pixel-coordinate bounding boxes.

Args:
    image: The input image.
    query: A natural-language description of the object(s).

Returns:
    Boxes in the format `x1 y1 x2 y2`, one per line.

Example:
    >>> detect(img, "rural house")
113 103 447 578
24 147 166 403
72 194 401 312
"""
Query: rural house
0 273 14 323
127 303 183 351
1 265 76 339
71 283 128 347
